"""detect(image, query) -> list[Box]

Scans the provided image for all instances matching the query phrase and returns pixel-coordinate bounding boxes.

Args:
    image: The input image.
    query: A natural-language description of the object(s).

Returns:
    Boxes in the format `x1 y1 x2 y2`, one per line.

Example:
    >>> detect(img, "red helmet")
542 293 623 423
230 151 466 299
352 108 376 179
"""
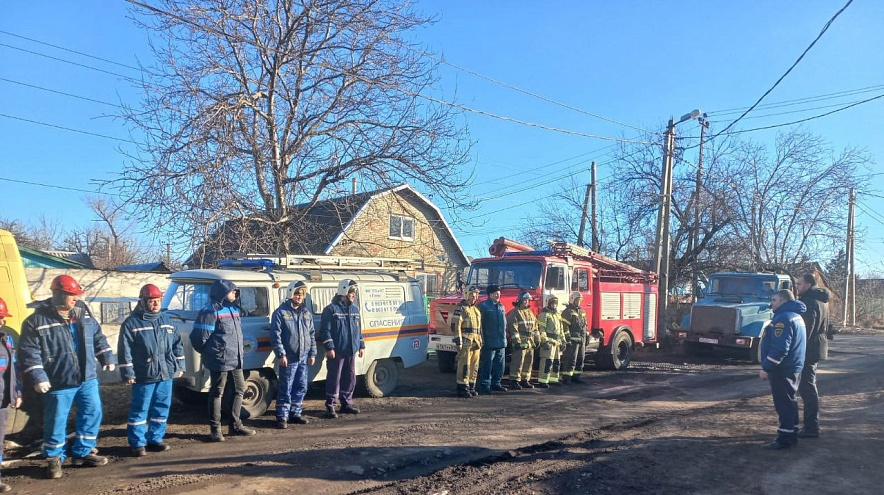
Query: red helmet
50 274 85 295
0 297 11 318
139 284 163 299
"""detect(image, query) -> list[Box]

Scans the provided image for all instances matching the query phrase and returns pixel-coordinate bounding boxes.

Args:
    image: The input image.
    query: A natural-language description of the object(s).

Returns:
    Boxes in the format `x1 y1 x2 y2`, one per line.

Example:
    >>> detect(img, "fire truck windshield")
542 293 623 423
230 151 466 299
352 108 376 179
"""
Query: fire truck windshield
466 261 542 290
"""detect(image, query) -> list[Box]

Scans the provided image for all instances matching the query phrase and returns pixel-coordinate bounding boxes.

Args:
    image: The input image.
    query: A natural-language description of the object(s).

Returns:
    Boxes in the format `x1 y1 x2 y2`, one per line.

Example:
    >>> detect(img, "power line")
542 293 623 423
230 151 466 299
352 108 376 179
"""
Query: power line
710 0 854 141
0 113 138 143
0 43 139 83
0 77 124 108
0 30 142 71
707 82 884 117
0 176 110 195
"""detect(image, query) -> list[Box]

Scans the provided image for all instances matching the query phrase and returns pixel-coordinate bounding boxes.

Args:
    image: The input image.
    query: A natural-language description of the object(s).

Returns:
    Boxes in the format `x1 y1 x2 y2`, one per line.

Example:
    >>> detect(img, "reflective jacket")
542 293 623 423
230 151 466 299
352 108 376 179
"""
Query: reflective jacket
538 309 566 345
761 299 807 374
507 307 539 348
450 300 482 345
561 304 588 343
118 305 184 383
18 299 116 390
318 296 364 357
270 299 317 361
190 280 244 372
0 328 20 409
478 299 507 350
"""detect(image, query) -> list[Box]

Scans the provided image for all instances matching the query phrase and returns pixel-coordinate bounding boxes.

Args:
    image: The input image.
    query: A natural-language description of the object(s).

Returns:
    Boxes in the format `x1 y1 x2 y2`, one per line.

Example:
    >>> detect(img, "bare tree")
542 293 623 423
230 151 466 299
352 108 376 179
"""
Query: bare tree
63 196 149 269
0 215 64 251
114 0 472 261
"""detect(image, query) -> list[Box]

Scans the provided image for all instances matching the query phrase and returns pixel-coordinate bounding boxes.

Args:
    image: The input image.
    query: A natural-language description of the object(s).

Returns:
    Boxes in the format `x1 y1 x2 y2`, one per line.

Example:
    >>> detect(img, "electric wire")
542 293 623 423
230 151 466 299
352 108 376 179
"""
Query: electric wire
0 77 124 108
0 113 138 143
0 30 142 71
0 43 139 83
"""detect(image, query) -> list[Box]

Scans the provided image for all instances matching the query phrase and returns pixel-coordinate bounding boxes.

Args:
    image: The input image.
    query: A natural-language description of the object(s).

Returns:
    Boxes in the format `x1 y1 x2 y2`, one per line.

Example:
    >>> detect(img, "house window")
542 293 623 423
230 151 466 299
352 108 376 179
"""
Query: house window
389 215 415 241
417 273 439 297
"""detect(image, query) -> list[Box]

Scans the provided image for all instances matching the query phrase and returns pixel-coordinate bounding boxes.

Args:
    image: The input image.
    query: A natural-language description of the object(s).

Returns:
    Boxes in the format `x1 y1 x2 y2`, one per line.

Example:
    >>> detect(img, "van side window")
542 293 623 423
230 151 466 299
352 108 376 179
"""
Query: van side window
545 266 566 290
238 287 269 317
308 287 338 314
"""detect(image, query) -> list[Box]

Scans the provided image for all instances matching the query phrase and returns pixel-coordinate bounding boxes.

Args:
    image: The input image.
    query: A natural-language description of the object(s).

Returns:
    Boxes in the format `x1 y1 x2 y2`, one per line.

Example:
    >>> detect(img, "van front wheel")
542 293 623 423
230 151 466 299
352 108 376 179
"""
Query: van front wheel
362 359 399 398
240 369 277 419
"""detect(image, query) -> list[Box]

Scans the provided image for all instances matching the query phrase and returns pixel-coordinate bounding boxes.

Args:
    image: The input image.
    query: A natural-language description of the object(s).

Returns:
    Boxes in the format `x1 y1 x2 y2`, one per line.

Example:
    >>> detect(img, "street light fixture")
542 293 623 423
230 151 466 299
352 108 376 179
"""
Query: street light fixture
653 109 702 340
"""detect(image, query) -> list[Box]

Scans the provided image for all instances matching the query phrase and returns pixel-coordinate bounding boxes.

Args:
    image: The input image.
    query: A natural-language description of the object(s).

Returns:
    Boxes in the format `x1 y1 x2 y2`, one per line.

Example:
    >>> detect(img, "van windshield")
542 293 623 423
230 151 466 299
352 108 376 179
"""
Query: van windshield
467 261 542 290
162 281 271 317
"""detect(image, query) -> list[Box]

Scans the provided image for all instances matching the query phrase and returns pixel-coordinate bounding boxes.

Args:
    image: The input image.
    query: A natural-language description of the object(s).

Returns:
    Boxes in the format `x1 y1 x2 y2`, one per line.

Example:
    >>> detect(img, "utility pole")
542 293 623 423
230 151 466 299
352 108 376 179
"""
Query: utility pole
693 116 709 300
654 118 676 334
843 188 856 326
591 160 598 252
577 164 592 247
166 242 172 267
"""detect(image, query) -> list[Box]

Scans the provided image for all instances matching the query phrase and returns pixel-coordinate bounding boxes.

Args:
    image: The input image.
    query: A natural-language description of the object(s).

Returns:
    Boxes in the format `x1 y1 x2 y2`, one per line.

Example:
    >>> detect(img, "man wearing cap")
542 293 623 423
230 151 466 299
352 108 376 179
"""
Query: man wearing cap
0 297 22 492
190 279 256 442
18 275 117 479
270 281 316 428
451 285 482 398
477 284 507 394
118 284 184 456
507 291 539 390
319 279 364 418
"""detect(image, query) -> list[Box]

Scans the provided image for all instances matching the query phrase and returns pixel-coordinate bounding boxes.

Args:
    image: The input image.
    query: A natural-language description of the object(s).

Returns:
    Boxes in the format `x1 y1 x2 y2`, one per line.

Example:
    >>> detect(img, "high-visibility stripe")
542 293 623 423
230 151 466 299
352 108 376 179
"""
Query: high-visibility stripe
43 441 65 449
777 428 794 433
767 356 782 364
95 347 111 355
128 420 147 426
119 363 133 368
149 417 167 423
361 324 426 334
131 326 153 332
23 365 44 373
76 434 98 440
36 323 64 331
175 355 185 359
160 325 175 330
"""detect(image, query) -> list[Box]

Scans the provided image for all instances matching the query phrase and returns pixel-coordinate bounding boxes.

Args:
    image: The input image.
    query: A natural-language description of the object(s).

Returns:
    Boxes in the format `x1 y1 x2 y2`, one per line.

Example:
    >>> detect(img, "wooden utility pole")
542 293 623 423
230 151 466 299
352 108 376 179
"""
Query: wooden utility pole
577 166 592 247
654 119 676 333
693 117 708 300
591 160 598 252
843 187 855 326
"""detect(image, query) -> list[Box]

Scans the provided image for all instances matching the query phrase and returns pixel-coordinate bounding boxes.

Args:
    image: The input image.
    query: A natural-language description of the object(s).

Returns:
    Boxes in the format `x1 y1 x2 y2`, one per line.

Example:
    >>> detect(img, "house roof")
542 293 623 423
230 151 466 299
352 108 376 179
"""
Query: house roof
20 247 90 269
116 262 172 273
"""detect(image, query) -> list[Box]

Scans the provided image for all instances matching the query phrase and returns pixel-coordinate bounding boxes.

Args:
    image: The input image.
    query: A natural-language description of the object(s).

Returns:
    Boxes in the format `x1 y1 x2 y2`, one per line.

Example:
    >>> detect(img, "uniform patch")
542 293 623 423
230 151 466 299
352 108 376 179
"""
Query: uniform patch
774 323 784 337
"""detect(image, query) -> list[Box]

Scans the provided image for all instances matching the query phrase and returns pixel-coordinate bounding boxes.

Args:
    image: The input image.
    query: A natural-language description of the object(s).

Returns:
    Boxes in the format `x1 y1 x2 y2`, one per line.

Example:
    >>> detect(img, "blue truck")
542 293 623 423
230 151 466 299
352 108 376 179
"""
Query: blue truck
675 272 794 363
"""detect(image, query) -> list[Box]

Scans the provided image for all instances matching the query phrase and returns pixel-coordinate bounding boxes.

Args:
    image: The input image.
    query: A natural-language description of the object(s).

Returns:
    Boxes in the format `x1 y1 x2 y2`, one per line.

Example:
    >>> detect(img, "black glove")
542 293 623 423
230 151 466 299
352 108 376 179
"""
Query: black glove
452 336 461 347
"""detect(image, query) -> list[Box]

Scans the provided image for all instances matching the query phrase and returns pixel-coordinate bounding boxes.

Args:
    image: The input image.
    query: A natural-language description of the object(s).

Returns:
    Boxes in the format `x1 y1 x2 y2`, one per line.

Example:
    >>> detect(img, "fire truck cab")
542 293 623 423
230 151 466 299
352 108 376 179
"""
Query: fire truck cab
429 241 658 371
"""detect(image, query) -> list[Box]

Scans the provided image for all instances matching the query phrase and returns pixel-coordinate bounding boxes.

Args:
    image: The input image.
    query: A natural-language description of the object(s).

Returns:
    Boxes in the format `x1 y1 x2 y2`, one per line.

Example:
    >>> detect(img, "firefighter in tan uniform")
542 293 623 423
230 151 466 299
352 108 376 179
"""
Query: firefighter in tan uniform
506 291 540 390
452 286 483 398
560 292 588 384
537 296 567 387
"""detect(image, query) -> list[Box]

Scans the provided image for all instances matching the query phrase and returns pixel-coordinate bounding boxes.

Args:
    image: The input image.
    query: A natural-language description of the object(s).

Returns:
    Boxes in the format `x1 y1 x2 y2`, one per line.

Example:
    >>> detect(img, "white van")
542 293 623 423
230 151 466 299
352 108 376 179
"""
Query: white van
163 256 428 417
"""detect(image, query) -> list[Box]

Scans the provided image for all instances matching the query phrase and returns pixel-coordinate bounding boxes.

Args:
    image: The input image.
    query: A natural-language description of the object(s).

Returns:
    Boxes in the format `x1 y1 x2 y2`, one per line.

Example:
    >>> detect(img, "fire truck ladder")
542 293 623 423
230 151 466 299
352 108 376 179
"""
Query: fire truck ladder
550 242 657 284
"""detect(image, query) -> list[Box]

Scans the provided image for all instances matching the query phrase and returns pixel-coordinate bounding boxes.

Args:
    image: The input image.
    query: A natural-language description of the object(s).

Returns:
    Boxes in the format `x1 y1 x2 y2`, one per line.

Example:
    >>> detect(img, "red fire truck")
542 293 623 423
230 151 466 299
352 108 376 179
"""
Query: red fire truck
428 240 659 372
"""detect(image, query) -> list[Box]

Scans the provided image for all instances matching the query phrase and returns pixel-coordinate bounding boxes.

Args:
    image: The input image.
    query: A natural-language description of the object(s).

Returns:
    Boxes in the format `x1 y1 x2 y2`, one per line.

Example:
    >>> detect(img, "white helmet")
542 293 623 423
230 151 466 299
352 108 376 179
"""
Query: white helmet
337 279 359 297
287 280 307 299
570 291 583 304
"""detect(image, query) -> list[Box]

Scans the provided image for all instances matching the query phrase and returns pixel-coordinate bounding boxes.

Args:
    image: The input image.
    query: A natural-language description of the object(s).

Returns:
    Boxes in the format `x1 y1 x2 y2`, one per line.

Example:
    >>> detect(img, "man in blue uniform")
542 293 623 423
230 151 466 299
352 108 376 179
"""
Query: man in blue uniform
319 279 364 419
270 281 316 428
118 284 184 456
759 289 807 450
190 279 256 442
477 284 507 395
18 275 117 479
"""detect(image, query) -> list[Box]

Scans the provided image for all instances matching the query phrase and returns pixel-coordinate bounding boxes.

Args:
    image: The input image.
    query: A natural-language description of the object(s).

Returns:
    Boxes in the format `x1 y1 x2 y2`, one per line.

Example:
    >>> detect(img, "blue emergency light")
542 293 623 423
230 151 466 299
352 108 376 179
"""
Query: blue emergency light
218 259 276 269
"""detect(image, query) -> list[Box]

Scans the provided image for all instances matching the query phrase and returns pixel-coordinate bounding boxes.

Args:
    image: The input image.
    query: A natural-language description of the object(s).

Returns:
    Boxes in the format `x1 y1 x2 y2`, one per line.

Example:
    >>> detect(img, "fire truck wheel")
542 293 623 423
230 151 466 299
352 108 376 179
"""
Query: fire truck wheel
598 331 633 370
437 351 457 373
362 358 400 398
239 369 277 419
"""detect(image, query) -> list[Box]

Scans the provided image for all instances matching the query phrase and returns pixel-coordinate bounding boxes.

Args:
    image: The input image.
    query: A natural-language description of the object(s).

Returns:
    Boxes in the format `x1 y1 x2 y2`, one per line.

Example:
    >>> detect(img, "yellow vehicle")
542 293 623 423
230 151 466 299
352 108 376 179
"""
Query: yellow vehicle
0 229 34 435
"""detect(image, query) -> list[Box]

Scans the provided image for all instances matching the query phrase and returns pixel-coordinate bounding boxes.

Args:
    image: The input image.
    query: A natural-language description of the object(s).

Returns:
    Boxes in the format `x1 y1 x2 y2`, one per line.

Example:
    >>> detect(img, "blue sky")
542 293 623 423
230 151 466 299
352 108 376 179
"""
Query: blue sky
1 1 882 273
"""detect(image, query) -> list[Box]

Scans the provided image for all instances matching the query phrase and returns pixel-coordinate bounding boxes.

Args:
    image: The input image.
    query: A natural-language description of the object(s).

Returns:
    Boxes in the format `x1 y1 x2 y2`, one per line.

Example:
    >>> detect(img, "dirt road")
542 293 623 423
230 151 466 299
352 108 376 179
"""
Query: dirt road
5 334 883 494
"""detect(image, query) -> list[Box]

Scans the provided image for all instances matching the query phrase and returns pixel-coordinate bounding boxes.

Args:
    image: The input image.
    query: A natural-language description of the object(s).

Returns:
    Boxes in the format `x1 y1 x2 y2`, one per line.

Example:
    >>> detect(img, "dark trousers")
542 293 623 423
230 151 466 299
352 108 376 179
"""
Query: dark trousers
478 347 505 389
325 355 356 408
277 357 310 419
208 369 245 429
0 407 6 466
769 369 801 444
798 363 820 432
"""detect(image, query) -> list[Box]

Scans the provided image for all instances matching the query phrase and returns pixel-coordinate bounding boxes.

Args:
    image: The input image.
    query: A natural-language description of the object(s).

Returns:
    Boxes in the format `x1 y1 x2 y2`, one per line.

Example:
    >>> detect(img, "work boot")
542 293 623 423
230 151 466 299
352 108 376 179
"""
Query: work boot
550 380 563 386
797 428 819 438
289 415 309 425
325 406 338 419
146 443 170 452
491 384 508 392
276 419 289 429
340 404 361 414
131 446 147 457
519 379 534 389
560 375 571 384
762 440 793 450
509 379 522 390
229 424 257 436
210 427 225 442
535 382 550 389
479 387 493 395
71 453 108 467
46 456 63 479
571 375 585 384
468 385 479 397
456 384 473 398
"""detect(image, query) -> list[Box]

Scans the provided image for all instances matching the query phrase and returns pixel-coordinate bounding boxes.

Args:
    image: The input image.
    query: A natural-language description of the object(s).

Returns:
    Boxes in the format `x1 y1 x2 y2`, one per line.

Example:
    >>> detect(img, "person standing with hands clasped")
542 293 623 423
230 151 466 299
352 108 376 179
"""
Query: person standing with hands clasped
0 297 22 492
319 279 364 419
270 281 316 428
18 275 117 479
118 284 184 456
759 289 806 450
451 285 483 398
795 273 830 439
477 284 507 395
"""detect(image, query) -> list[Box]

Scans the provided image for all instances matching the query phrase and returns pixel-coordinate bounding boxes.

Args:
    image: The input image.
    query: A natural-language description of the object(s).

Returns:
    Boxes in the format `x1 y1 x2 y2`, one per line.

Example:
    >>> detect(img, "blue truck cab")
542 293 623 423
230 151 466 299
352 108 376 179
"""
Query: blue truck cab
675 272 793 363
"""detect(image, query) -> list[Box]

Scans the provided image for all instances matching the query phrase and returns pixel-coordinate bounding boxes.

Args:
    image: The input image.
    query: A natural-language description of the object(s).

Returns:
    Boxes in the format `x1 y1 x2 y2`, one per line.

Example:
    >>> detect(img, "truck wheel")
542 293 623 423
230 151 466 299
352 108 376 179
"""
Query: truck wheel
598 331 633 370
749 338 762 364
362 358 399 398
240 369 277 419
173 383 205 405
437 350 456 373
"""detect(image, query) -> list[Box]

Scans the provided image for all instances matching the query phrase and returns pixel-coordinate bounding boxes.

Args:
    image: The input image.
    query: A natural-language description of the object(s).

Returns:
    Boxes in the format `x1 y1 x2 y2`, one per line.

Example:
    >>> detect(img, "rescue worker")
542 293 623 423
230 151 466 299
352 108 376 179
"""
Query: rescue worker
506 291 539 390
759 289 806 450
0 298 22 493
319 279 364 418
536 296 566 387
118 284 184 456
190 279 256 442
796 273 829 439
451 285 482 398
270 281 316 428
18 275 117 479
477 284 507 394
560 292 588 384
